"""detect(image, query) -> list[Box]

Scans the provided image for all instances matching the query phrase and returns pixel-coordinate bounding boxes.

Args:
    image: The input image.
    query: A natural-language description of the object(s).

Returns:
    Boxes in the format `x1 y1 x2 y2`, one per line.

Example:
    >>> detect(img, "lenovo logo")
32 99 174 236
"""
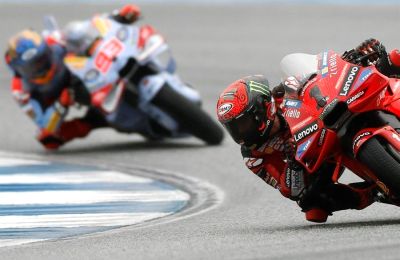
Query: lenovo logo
294 121 319 142
340 66 359 96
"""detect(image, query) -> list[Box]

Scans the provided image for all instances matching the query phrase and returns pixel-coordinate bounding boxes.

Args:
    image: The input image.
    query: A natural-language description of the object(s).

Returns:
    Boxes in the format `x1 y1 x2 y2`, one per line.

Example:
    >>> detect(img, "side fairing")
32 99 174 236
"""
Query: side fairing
280 50 385 172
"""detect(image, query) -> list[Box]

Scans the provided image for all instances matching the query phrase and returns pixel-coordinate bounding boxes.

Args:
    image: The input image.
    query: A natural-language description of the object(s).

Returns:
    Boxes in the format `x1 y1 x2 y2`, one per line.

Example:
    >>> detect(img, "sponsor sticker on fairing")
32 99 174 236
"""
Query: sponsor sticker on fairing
353 68 372 90
296 136 315 158
294 121 319 142
328 53 338 78
284 76 300 91
352 131 371 152
284 99 302 108
339 66 360 96
218 103 233 116
319 51 328 76
319 98 338 119
318 128 327 146
283 109 301 119
346 90 365 105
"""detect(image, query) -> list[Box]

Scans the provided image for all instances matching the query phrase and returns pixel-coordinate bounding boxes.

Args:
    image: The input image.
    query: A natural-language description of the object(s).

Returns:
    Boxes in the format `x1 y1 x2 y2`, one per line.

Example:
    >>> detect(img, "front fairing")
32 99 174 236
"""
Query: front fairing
279 51 348 172
138 34 176 73
280 50 391 173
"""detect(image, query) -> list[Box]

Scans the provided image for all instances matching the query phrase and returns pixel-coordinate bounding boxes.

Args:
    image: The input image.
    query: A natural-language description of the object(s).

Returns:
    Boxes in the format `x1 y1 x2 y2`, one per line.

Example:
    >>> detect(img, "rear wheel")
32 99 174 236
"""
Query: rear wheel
358 137 400 196
152 84 224 145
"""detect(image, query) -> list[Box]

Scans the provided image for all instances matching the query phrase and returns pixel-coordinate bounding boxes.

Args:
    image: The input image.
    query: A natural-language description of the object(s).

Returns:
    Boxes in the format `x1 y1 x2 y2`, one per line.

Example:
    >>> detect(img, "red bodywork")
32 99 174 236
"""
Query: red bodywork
282 50 400 195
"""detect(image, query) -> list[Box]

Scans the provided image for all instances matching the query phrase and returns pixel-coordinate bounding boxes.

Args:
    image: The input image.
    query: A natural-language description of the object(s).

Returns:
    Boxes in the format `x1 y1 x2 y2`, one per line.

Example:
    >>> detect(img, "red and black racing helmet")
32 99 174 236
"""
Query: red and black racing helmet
216 75 276 147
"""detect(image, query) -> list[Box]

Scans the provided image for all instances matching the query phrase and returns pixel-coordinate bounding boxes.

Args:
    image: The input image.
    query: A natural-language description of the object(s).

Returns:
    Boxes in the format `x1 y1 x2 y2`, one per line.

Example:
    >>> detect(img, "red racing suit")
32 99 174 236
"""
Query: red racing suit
241 122 297 199
240 92 377 222
240 45 400 222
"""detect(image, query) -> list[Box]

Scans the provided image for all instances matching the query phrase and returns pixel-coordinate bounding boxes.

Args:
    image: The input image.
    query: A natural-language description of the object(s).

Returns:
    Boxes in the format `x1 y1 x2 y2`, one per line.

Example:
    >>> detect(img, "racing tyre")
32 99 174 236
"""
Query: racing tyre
152 84 224 145
358 137 400 196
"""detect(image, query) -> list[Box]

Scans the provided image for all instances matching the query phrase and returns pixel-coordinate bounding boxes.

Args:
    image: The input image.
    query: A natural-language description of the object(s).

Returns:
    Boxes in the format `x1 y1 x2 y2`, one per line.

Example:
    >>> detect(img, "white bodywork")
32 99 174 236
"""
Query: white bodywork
65 16 201 136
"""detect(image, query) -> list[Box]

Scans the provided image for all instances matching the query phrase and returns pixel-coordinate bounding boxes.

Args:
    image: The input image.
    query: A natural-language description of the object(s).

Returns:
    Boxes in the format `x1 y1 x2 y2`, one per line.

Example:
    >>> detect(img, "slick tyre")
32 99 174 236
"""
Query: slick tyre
358 137 400 196
152 84 224 145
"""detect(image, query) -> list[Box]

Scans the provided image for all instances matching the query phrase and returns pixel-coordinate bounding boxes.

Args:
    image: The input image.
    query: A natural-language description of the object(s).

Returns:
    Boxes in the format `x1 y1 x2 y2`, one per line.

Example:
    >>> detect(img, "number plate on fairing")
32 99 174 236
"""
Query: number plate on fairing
64 16 139 93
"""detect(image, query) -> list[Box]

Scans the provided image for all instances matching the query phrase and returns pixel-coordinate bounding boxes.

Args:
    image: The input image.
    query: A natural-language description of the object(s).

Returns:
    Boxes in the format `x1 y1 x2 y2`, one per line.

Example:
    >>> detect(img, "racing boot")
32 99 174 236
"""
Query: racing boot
302 182 376 223
347 182 377 210
59 119 93 142
305 208 330 223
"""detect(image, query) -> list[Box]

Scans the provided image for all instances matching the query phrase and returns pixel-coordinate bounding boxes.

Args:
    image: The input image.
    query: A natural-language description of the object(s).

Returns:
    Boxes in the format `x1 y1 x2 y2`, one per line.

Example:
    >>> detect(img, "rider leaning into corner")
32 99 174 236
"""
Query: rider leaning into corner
216 39 400 223
4 5 141 150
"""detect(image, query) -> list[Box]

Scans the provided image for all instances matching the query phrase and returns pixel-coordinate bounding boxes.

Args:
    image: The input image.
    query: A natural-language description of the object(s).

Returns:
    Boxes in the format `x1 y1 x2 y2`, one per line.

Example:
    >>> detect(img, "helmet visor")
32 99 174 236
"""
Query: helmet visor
16 47 52 79
224 111 269 147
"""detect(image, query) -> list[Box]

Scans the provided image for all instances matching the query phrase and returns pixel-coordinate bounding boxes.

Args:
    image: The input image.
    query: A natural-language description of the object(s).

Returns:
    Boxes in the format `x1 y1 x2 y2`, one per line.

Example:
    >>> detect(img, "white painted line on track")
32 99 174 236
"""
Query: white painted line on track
0 171 152 184
0 212 171 228
0 157 190 248
0 190 190 205
1 239 45 248
0 158 49 167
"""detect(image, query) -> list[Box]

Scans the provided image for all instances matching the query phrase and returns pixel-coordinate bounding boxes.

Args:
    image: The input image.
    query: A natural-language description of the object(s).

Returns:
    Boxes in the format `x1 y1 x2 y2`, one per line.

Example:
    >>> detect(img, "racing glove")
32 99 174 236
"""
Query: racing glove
58 88 75 107
355 38 384 65
113 4 141 24
342 38 386 66
354 39 400 77
377 49 400 78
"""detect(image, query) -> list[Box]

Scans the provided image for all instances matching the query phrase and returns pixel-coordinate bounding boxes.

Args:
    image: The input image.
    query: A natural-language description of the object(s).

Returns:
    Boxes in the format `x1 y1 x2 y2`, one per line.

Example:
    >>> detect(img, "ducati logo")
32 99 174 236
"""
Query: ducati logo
218 103 233 116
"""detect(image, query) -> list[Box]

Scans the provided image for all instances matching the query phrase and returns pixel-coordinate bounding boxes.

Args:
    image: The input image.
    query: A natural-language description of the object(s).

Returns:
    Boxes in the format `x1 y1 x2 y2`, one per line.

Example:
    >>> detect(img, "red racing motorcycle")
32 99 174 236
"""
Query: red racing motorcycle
280 50 400 203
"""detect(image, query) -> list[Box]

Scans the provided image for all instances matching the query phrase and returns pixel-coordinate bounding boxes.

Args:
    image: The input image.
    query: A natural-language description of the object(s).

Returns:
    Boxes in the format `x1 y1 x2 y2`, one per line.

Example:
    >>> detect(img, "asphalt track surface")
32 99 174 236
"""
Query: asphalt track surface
1 3 400 260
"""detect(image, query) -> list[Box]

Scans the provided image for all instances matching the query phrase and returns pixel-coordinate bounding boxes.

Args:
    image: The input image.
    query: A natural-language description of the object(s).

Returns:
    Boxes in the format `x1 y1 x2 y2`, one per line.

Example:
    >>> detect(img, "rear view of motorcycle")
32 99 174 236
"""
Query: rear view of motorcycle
63 15 223 145
280 50 400 205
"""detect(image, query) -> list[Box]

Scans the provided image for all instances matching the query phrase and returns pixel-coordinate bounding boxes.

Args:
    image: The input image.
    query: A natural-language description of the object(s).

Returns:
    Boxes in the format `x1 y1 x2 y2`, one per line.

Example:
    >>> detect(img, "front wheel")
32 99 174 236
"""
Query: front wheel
152 84 224 145
358 137 400 196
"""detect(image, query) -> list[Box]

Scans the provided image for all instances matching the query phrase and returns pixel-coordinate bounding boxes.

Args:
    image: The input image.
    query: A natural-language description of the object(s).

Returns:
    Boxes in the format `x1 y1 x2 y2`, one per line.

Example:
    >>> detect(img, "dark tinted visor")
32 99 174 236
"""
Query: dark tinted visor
17 47 52 79
224 112 266 146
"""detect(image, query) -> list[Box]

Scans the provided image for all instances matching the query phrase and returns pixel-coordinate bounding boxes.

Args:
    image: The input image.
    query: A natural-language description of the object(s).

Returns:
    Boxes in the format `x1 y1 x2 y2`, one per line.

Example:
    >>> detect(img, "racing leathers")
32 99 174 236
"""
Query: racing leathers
6 36 107 150
5 5 141 150
241 39 400 222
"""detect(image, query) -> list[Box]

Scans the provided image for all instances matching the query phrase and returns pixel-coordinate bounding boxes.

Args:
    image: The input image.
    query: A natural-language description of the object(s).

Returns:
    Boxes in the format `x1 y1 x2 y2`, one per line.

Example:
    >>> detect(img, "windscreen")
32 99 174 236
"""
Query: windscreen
280 53 318 80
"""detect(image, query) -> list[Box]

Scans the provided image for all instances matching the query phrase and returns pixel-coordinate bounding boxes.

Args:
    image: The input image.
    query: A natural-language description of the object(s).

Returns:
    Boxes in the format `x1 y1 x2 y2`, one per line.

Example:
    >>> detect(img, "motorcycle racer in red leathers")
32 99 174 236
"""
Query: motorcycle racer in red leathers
4 5 141 150
216 39 400 223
